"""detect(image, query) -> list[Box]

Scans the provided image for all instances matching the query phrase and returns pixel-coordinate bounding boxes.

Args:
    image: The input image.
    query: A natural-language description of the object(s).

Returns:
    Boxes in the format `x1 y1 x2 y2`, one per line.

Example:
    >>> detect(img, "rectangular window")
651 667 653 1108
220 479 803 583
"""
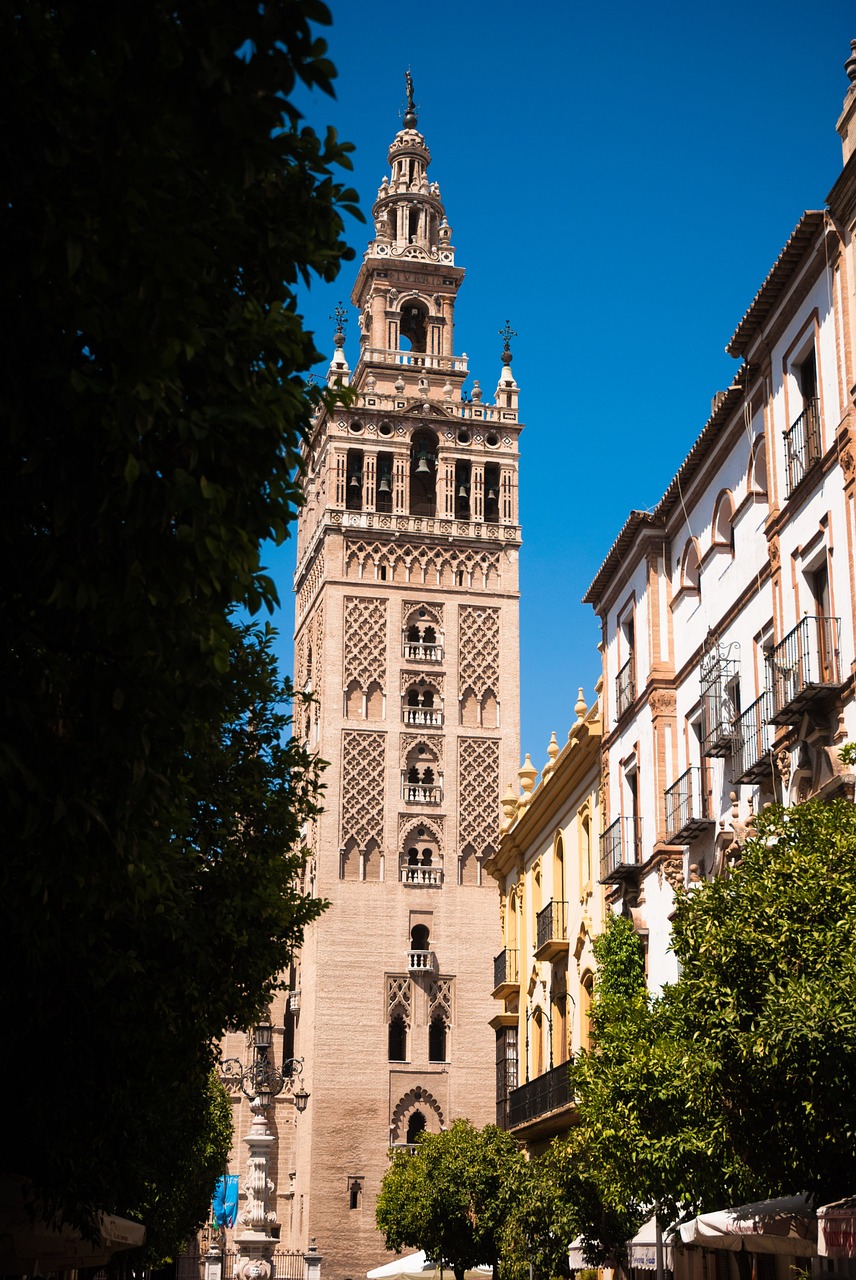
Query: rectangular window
495 1027 518 1129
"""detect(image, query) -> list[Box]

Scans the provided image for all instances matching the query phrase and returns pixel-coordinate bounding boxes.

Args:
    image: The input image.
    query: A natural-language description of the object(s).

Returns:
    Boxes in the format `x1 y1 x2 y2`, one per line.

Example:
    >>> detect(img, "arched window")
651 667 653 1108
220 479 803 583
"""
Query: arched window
406 1110 426 1145
455 461 471 520
484 464 500 524
580 972 594 1052
409 430 437 517
411 923 430 951
680 538 701 594
346 449 363 511
750 435 768 496
554 834 566 904
428 1017 447 1063
400 301 428 353
388 1015 407 1062
712 490 735 556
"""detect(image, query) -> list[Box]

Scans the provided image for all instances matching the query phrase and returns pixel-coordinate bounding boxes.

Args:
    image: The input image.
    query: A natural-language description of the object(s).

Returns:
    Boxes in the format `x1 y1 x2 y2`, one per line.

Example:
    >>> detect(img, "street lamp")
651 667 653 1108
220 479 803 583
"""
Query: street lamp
218 1016 310 1280
220 1017 309 1113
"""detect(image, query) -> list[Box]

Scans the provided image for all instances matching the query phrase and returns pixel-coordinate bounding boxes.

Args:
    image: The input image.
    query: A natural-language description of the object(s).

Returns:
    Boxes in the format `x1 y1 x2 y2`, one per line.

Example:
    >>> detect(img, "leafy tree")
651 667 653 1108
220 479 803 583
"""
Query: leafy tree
667 797 856 1203
376 1120 526 1280
563 799 856 1260
0 0 357 1248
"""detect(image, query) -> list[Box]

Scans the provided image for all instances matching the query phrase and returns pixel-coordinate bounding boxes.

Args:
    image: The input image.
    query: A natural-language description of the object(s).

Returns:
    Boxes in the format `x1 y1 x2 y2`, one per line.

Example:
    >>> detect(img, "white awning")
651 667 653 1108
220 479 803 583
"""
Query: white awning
679 1195 816 1257
628 1216 674 1271
818 1196 856 1258
367 1252 491 1280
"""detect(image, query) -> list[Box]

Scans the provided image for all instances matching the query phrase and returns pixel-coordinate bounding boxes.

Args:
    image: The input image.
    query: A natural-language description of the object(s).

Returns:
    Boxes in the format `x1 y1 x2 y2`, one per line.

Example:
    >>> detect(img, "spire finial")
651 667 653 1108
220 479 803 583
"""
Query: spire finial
331 301 347 349
846 38 856 86
403 69 417 128
499 320 517 366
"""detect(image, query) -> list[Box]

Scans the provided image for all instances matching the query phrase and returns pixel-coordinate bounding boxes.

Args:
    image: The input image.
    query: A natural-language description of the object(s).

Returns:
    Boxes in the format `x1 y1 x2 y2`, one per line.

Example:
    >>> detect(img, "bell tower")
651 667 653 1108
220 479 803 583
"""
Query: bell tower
290 77 523 1280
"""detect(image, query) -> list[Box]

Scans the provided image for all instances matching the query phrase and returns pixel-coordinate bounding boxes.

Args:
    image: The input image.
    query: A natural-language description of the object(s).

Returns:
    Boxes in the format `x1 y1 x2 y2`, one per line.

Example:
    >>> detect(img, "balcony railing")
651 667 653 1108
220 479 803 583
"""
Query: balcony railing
403 707 443 727
664 767 712 843
769 616 841 723
615 656 636 719
700 643 739 757
400 856 443 887
402 642 443 663
784 398 822 494
508 1061 572 1129
492 948 519 997
731 690 774 784
401 780 443 804
600 816 642 882
408 949 436 972
535 900 568 960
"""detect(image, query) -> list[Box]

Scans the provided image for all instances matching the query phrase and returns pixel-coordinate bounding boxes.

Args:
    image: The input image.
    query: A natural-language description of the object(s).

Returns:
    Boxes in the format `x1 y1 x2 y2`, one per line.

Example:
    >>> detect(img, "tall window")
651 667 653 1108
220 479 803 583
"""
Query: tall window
388 1015 407 1062
428 1016 447 1063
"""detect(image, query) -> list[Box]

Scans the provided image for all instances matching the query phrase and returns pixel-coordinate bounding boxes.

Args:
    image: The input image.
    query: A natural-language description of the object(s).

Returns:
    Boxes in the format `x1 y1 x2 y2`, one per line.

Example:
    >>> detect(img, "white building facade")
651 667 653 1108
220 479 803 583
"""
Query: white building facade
584 44 856 988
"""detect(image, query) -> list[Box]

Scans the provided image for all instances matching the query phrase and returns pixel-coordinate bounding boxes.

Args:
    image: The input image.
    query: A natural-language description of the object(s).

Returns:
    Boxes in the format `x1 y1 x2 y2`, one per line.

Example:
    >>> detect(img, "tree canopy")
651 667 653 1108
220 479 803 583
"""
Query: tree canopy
0 0 357 1250
376 1121 526 1280
565 799 856 1259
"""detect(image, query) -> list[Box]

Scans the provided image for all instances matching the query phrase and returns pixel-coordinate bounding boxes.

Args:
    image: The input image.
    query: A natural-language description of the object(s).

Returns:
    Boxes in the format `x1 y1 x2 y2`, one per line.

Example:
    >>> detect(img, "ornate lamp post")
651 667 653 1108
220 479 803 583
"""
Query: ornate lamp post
219 1016 309 1280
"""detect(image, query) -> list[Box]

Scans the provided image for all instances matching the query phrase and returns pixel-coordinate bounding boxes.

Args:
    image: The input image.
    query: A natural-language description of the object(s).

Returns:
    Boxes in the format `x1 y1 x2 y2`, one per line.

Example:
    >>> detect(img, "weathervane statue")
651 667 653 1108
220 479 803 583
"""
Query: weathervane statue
403 69 417 128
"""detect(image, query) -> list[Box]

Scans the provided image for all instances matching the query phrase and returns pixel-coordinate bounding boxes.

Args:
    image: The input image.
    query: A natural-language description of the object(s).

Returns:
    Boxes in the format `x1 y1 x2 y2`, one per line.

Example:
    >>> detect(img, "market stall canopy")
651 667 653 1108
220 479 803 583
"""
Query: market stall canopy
367 1252 491 1280
0 1176 146 1275
679 1195 816 1257
818 1196 856 1258
629 1216 674 1271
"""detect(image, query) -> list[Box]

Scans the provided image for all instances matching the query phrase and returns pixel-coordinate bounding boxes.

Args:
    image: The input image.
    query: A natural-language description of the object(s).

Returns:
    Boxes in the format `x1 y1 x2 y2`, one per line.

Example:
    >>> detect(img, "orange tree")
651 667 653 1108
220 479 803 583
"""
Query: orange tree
376 1121 526 1280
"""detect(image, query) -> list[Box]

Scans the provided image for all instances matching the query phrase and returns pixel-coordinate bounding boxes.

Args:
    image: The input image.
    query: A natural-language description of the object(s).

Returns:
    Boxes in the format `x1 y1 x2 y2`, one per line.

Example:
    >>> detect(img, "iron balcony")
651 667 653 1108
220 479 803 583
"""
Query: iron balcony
769 616 841 723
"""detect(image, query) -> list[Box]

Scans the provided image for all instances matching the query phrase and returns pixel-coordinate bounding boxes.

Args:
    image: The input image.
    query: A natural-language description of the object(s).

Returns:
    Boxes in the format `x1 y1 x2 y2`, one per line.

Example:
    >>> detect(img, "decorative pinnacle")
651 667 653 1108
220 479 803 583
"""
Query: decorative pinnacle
846 38 856 85
403 69 418 128
499 320 517 366
331 301 347 348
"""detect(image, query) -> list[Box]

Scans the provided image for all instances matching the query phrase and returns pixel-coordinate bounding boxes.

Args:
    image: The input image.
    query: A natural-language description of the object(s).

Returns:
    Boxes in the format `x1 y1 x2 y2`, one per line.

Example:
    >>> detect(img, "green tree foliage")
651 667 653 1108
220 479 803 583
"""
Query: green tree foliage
667 798 856 1203
564 800 856 1259
0 0 357 1248
376 1121 526 1280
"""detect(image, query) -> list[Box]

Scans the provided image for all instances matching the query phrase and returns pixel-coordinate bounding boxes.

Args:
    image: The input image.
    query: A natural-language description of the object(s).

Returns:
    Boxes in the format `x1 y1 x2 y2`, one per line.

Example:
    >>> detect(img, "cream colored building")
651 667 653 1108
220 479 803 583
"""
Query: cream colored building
485 687 604 1154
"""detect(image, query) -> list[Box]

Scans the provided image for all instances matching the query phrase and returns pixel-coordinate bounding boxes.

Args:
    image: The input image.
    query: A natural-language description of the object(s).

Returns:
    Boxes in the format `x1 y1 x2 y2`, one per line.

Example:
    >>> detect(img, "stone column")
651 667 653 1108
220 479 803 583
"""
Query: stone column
233 1105 277 1280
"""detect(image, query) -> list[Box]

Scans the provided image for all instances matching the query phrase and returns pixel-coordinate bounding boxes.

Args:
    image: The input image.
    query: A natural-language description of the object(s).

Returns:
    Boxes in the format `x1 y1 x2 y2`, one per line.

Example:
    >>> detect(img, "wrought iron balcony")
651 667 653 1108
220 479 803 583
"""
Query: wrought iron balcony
492 948 519 998
731 690 774 784
615 656 636 719
664 767 712 843
508 1061 573 1129
401 779 443 804
400 855 443 887
768 616 842 724
402 642 443 662
600 816 642 882
784 398 822 494
701 643 739 757
403 707 444 727
534 900 568 961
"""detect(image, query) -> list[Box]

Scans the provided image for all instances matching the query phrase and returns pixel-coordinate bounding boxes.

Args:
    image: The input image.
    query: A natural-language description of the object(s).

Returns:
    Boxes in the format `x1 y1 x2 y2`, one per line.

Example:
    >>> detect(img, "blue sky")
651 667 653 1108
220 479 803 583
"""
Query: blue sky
267 1 855 765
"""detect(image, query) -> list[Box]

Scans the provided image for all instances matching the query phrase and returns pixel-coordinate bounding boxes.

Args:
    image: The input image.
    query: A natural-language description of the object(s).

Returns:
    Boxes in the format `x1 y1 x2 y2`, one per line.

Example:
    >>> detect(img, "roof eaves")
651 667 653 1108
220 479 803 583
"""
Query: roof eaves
726 211 826 358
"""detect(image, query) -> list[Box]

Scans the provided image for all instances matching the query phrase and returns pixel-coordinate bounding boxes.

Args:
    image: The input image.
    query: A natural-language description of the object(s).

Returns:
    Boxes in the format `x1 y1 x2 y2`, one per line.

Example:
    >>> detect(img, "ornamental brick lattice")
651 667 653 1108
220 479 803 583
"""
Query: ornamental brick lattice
344 597 387 691
340 730 385 848
458 738 501 854
459 606 500 698
387 976 412 1023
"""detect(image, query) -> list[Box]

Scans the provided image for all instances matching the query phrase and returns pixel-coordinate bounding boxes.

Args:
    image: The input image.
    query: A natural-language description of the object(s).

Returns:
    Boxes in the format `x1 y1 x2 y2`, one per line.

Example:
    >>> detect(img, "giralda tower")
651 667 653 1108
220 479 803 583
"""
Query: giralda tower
289 80 523 1280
